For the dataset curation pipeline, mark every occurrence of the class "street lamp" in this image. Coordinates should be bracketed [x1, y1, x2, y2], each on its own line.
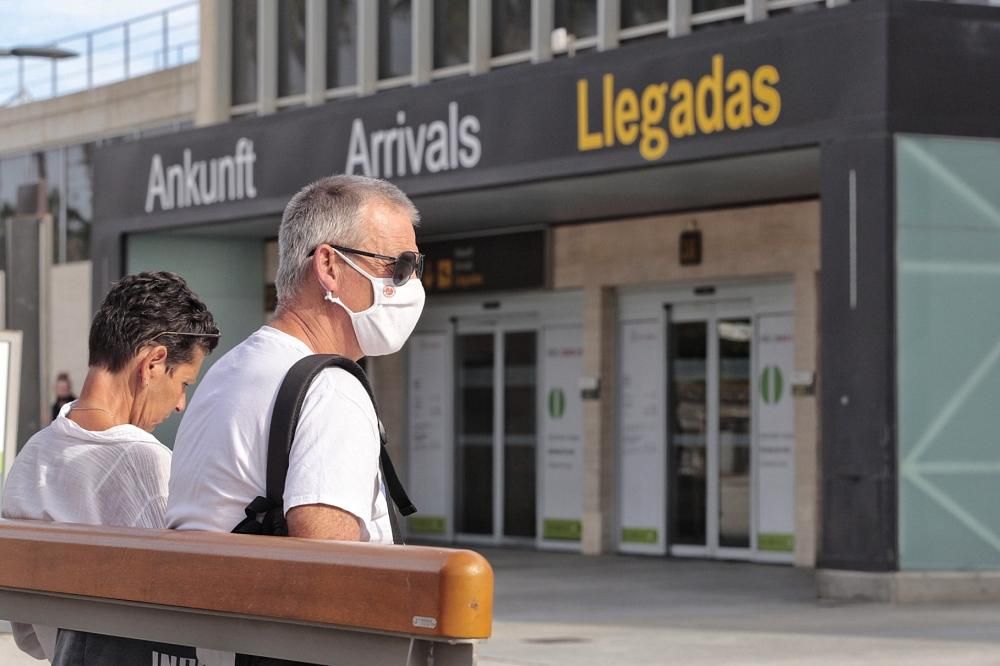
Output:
[0, 47, 78, 59]
[1, 45, 79, 106]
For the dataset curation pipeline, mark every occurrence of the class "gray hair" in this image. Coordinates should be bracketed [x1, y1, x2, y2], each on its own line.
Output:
[275, 175, 419, 305]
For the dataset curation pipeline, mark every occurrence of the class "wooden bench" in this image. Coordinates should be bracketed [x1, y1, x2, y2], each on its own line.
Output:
[0, 519, 493, 665]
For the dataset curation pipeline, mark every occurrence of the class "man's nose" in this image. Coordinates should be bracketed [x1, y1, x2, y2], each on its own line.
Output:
[176, 393, 187, 413]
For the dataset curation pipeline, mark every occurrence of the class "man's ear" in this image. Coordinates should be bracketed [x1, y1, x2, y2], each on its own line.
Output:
[313, 245, 339, 294]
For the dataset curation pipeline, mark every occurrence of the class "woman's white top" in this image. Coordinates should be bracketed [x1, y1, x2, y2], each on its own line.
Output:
[0, 402, 171, 661]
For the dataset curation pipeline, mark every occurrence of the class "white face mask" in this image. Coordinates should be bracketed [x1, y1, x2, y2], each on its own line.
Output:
[324, 248, 426, 356]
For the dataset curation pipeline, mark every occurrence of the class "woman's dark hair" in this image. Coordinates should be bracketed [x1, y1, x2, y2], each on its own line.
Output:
[89, 272, 220, 373]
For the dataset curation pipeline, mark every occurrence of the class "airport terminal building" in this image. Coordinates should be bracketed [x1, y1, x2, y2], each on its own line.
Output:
[6, 0, 1000, 583]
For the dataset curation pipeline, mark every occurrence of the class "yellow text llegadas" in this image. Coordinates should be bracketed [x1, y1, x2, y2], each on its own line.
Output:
[577, 54, 782, 161]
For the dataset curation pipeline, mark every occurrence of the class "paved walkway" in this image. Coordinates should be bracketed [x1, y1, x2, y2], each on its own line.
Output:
[3, 548, 1000, 664]
[478, 548, 1000, 665]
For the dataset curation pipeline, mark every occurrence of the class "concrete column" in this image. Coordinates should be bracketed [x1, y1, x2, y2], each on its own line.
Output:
[412, 0, 433, 85]
[746, 0, 768, 23]
[596, 0, 620, 51]
[6, 185, 53, 450]
[581, 286, 617, 555]
[469, 0, 492, 75]
[669, 0, 692, 37]
[257, 0, 278, 114]
[195, 0, 232, 126]
[305, 0, 327, 106]
[357, 0, 378, 95]
[531, 0, 553, 64]
[819, 135, 897, 571]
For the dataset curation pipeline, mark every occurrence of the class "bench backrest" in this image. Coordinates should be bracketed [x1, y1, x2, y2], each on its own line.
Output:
[0, 519, 493, 639]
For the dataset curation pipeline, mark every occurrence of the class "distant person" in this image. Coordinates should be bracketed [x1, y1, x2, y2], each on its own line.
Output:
[1, 272, 219, 662]
[51, 372, 76, 421]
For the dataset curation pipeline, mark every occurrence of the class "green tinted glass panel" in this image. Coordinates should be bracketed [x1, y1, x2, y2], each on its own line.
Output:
[897, 135, 1000, 570]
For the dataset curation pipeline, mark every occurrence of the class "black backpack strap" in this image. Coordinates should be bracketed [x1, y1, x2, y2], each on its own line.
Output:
[375, 420, 417, 544]
[265, 354, 347, 506]
[381, 427, 404, 546]
[265, 354, 416, 543]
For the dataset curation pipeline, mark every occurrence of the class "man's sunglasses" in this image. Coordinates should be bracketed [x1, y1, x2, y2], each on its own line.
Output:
[309, 244, 425, 287]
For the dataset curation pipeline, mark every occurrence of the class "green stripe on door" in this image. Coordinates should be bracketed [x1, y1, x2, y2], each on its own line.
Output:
[543, 519, 582, 540]
[548, 388, 566, 419]
[758, 533, 794, 552]
[621, 527, 659, 544]
[408, 515, 447, 535]
[760, 366, 785, 404]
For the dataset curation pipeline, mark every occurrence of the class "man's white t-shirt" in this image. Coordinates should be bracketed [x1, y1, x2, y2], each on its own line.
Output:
[166, 325, 392, 543]
[1, 404, 171, 660]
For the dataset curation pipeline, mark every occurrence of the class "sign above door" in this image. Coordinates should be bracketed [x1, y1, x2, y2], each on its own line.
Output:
[420, 230, 547, 295]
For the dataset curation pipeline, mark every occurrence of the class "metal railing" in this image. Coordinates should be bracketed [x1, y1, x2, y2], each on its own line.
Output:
[266, 0, 853, 114]
[0, 1, 199, 107]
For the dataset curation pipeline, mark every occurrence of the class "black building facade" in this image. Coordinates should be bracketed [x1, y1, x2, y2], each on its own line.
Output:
[92, 0, 1000, 572]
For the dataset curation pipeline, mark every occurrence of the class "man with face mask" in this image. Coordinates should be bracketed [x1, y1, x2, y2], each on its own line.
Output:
[166, 175, 424, 548]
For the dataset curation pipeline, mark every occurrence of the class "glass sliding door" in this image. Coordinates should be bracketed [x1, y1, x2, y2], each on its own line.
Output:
[620, 284, 795, 562]
[455, 333, 495, 536]
[717, 319, 752, 550]
[667, 305, 754, 558]
[454, 324, 539, 542]
[669, 322, 708, 547]
[503, 331, 538, 539]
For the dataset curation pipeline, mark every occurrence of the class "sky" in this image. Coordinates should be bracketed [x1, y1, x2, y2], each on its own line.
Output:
[0, 0, 182, 46]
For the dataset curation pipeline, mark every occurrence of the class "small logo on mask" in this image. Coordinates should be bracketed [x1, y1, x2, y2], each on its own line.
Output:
[383, 285, 396, 298]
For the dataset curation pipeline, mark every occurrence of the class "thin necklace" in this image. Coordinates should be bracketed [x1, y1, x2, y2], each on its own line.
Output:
[69, 405, 118, 419]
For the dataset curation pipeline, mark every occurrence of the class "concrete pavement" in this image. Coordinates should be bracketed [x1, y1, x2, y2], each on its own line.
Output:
[478, 547, 1000, 665]
[0, 622, 38, 665]
[3, 548, 1000, 664]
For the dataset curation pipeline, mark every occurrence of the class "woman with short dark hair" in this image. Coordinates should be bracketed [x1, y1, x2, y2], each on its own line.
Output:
[2, 271, 220, 661]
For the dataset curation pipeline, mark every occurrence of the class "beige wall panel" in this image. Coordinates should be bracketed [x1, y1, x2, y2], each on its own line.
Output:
[553, 201, 820, 289]
[581, 287, 617, 555]
[794, 270, 821, 566]
[264, 240, 279, 284]
[370, 353, 408, 470]
[794, 387, 819, 566]
[47, 262, 92, 419]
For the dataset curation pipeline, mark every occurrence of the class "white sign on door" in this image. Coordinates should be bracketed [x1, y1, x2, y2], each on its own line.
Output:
[540, 326, 584, 548]
[618, 319, 667, 554]
[756, 314, 795, 557]
[407, 333, 453, 539]
[0, 331, 21, 501]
